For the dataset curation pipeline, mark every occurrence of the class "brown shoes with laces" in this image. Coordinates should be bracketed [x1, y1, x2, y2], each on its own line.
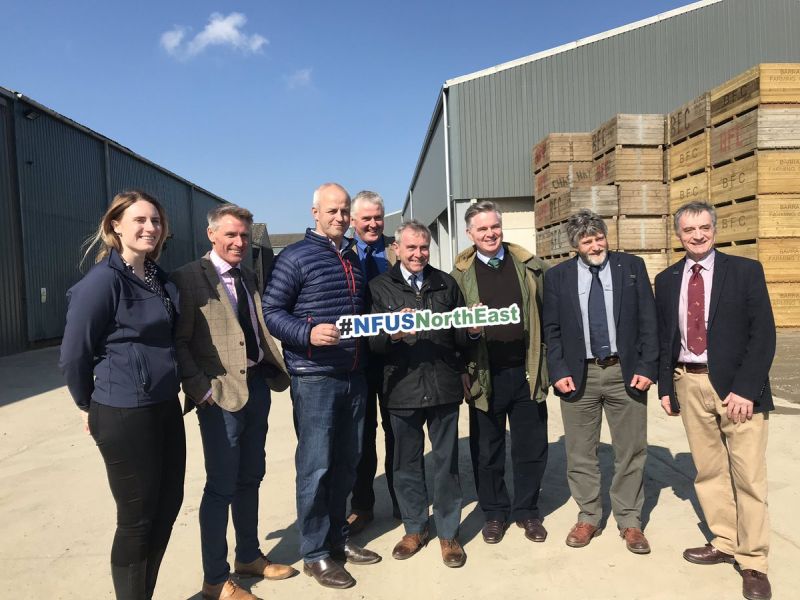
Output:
[392, 529, 430, 560]
[234, 554, 298, 580]
[517, 518, 547, 542]
[565, 522, 601, 548]
[481, 520, 506, 544]
[682, 543, 735, 565]
[741, 569, 772, 600]
[201, 578, 261, 600]
[440, 538, 466, 568]
[620, 527, 651, 554]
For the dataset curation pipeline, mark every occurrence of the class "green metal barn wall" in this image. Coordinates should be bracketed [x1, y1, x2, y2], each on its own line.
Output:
[0, 89, 229, 354]
[447, 0, 800, 200]
[0, 98, 27, 355]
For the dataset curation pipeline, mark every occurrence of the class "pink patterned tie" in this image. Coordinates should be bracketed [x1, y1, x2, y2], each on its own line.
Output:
[687, 264, 706, 355]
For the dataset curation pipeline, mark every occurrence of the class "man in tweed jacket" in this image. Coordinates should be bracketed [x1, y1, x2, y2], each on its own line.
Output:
[172, 204, 295, 600]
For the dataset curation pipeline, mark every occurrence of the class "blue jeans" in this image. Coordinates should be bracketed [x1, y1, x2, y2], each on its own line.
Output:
[291, 371, 366, 562]
[197, 371, 270, 584]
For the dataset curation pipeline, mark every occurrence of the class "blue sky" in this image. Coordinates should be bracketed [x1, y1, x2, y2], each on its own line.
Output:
[1, 0, 691, 233]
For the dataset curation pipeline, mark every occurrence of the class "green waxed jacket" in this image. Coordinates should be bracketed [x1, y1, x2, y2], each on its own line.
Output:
[451, 242, 549, 412]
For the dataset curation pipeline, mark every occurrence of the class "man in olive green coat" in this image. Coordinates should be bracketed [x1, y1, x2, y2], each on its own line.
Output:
[451, 201, 550, 545]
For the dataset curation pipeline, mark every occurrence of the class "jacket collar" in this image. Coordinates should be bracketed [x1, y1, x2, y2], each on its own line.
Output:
[305, 228, 355, 254]
[388, 262, 447, 290]
[454, 242, 536, 272]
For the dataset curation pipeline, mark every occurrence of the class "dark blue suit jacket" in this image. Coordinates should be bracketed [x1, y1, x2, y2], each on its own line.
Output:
[543, 251, 659, 400]
[654, 250, 775, 414]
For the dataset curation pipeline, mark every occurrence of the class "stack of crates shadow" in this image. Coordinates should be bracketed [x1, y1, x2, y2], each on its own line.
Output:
[669, 64, 800, 327]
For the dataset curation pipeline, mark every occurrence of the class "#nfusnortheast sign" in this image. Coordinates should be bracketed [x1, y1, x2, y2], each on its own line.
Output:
[336, 304, 521, 339]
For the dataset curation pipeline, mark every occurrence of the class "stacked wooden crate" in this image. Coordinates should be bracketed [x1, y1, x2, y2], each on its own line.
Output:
[671, 64, 800, 326]
[667, 93, 711, 218]
[532, 133, 594, 263]
[592, 114, 669, 282]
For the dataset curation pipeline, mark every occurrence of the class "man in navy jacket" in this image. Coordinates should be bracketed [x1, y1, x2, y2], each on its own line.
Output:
[543, 209, 658, 554]
[655, 201, 774, 600]
[262, 183, 381, 590]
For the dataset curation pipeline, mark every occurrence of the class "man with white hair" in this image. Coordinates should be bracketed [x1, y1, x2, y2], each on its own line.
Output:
[543, 209, 658, 554]
[347, 190, 401, 535]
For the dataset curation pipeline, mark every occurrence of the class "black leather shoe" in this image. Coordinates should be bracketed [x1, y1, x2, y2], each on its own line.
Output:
[682, 543, 735, 565]
[303, 558, 355, 589]
[481, 520, 506, 544]
[517, 518, 547, 542]
[331, 541, 382, 565]
[742, 570, 772, 600]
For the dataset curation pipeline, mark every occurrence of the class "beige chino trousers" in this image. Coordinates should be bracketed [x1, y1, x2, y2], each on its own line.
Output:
[674, 367, 770, 573]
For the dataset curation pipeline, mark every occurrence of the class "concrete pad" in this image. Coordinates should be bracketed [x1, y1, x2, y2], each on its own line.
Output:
[0, 345, 797, 599]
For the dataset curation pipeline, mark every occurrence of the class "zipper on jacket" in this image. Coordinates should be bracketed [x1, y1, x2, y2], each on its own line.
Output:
[131, 347, 147, 388]
[335, 250, 360, 370]
[307, 315, 313, 358]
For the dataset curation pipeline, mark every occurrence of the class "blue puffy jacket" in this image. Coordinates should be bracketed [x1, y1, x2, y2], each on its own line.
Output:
[262, 229, 364, 375]
[59, 249, 180, 410]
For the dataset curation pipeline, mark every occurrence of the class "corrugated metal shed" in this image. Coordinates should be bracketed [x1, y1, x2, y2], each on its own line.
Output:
[0, 86, 231, 355]
[405, 0, 800, 266]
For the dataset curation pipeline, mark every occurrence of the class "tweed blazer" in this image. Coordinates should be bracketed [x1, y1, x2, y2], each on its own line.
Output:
[171, 253, 289, 412]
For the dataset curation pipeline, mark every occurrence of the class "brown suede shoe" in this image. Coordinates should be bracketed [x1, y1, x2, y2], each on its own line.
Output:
[517, 518, 547, 542]
[742, 570, 772, 600]
[234, 554, 298, 580]
[201, 578, 262, 600]
[392, 529, 430, 560]
[620, 528, 651, 554]
[346, 509, 374, 536]
[440, 538, 466, 568]
[565, 522, 601, 548]
[481, 520, 506, 544]
[303, 558, 356, 589]
[682, 543, 735, 565]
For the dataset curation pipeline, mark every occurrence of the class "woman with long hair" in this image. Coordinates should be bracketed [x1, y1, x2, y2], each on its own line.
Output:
[60, 190, 186, 600]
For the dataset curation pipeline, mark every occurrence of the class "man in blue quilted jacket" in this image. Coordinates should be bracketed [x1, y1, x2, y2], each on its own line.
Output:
[262, 182, 381, 589]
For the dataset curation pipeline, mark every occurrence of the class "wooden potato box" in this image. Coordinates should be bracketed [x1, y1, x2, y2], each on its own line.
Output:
[669, 171, 710, 214]
[534, 199, 550, 229]
[710, 63, 800, 124]
[617, 183, 668, 216]
[669, 131, 710, 179]
[535, 162, 593, 199]
[592, 114, 665, 156]
[710, 107, 800, 166]
[710, 151, 800, 204]
[768, 282, 800, 327]
[549, 186, 618, 223]
[714, 196, 800, 243]
[593, 148, 663, 185]
[532, 133, 593, 172]
[617, 216, 668, 250]
[668, 93, 710, 144]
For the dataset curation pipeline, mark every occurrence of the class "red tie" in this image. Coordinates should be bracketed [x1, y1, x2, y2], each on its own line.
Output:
[687, 264, 707, 355]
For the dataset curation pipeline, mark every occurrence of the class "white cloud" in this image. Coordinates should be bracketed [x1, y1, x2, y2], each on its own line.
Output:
[160, 12, 268, 60]
[287, 68, 312, 90]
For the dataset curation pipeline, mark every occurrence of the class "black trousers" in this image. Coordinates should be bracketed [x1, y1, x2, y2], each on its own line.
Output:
[90, 400, 186, 600]
[390, 403, 462, 539]
[350, 372, 398, 514]
[470, 365, 548, 522]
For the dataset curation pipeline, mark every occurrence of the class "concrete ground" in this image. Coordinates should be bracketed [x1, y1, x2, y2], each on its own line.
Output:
[1, 334, 798, 600]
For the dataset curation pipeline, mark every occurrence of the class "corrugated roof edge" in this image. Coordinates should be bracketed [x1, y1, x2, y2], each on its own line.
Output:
[444, 0, 724, 88]
[0, 85, 229, 205]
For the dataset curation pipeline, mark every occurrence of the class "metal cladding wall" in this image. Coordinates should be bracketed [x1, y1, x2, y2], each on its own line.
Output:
[0, 88, 228, 354]
[109, 149, 195, 273]
[0, 98, 27, 355]
[14, 104, 108, 342]
[441, 0, 800, 201]
[408, 112, 447, 227]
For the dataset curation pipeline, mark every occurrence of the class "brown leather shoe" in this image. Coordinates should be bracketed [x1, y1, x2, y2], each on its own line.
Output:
[303, 558, 355, 589]
[331, 541, 382, 565]
[392, 529, 429, 560]
[346, 510, 374, 536]
[742, 570, 772, 600]
[620, 528, 651, 554]
[234, 554, 299, 580]
[201, 578, 262, 600]
[517, 518, 547, 542]
[682, 543, 735, 565]
[565, 522, 601, 548]
[440, 538, 466, 568]
[481, 520, 506, 544]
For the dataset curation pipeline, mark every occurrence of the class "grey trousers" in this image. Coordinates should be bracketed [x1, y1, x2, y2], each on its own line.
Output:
[560, 362, 647, 529]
